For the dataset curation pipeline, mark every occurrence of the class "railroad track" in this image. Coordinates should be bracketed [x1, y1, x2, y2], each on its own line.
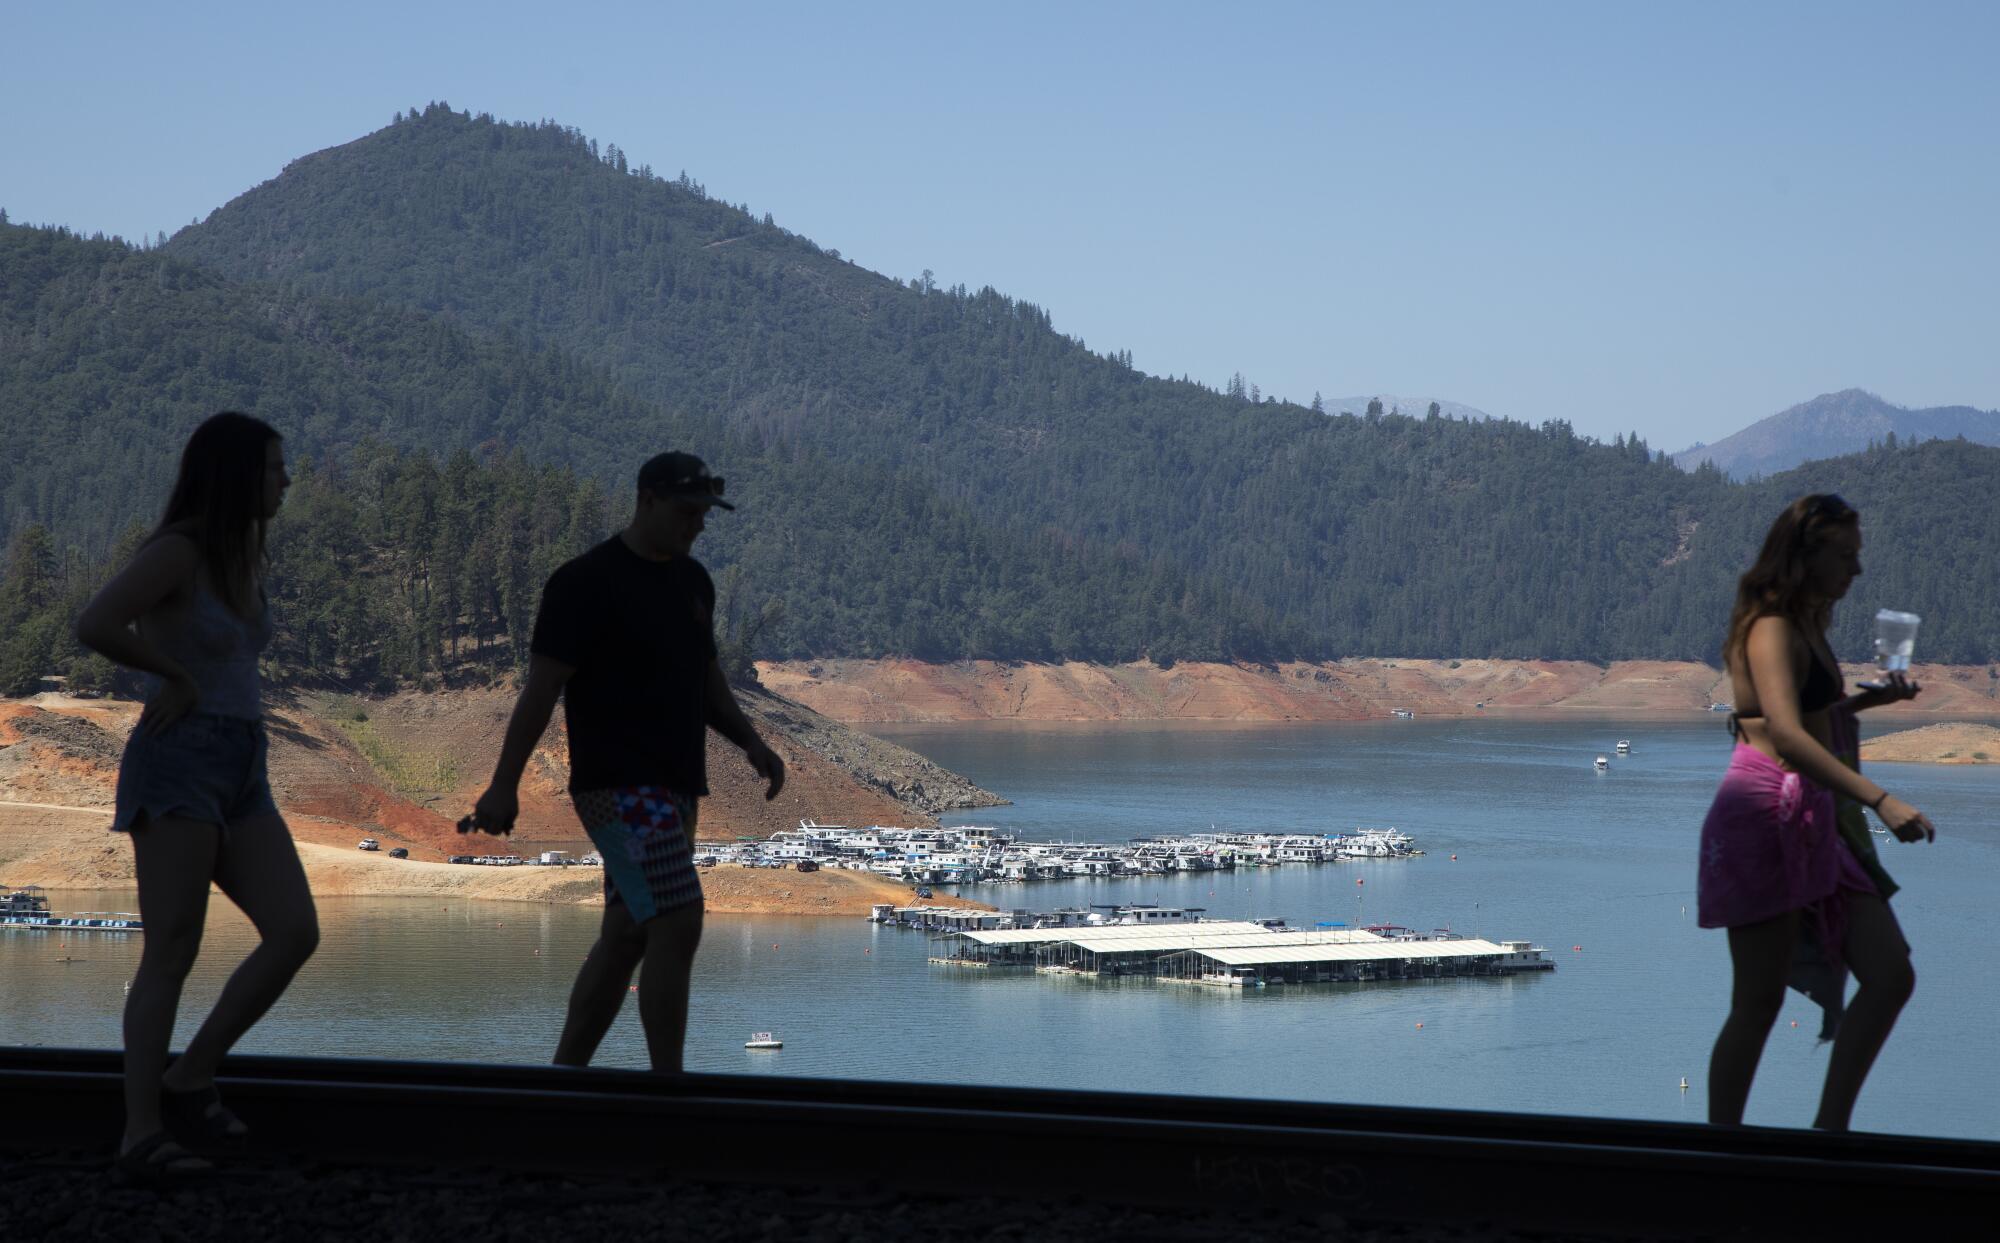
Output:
[4, 1048, 1994, 1237]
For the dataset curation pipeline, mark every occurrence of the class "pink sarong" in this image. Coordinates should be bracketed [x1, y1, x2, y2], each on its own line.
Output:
[1697, 744, 1880, 1035]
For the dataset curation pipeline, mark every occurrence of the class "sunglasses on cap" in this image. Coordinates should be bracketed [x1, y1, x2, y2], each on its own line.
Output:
[651, 474, 725, 498]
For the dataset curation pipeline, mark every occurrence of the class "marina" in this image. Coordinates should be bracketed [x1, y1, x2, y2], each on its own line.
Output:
[1, 887, 142, 933]
[714, 821, 1423, 886]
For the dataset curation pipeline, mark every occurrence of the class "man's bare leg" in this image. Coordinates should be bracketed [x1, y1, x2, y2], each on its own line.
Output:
[553, 901, 646, 1067]
[636, 903, 705, 1073]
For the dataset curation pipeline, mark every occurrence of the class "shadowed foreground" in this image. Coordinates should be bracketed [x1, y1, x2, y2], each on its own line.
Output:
[4, 1049, 1995, 1241]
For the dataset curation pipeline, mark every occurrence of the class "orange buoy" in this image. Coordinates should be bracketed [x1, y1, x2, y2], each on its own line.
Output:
[864, 949, 871, 955]
[1415, 1022, 1424, 1029]
[1572, 945, 1582, 951]
[1791, 1020, 1799, 1028]
[1356, 878, 1365, 886]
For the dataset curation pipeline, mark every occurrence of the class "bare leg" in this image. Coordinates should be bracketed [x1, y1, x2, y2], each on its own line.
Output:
[1708, 910, 1797, 1126]
[553, 900, 647, 1067]
[636, 903, 705, 1073]
[1814, 896, 1915, 1132]
[162, 813, 319, 1094]
[121, 817, 220, 1152]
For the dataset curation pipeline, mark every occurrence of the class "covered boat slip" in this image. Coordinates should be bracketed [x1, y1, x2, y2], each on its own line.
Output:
[933, 919, 1305, 967]
[1157, 938, 1550, 987]
[933, 922, 1551, 980]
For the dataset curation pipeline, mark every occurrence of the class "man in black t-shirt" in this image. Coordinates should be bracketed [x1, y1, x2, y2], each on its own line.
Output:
[466, 452, 784, 1073]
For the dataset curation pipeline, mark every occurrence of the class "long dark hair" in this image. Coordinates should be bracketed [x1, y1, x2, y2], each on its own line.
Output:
[154, 412, 281, 617]
[1723, 493, 1858, 667]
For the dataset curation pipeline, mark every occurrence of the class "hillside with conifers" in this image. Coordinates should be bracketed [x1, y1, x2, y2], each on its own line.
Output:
[4, 103, 1999, 693]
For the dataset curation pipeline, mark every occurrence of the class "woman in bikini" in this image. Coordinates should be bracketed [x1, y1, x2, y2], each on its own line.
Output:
[76, 412, 320, 1182]
[1700, 493, 1933, 1131]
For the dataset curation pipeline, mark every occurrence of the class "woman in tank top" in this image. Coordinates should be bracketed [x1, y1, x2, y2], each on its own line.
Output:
[76, 412, 319, 1183]
[1699, 493, 1933, 1131]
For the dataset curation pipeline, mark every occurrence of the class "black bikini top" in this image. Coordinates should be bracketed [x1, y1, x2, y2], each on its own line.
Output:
[1798, 644, 1844, 714]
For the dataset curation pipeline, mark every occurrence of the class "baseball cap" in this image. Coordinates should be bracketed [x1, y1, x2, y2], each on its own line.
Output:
[637, 452, 734, 510]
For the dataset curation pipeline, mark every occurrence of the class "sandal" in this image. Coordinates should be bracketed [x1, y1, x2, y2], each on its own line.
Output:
[163, 1082, 251, 1150]
[112, 1131, 212, 1188]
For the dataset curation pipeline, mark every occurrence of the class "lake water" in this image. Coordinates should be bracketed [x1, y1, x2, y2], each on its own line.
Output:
[6, 716, 1996, 1140]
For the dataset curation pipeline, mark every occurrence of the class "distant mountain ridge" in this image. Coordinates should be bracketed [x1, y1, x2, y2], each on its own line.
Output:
[1673, 389, 2000, 479]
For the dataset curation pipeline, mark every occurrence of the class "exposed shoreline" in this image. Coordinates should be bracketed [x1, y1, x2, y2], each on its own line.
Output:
[758, 657, 2000, 724]
[1861, 722, 2000, 765]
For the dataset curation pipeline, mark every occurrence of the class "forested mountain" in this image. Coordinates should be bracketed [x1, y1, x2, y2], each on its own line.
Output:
[1674, 389, 2000, 480]
[5, 104, 1999, 680]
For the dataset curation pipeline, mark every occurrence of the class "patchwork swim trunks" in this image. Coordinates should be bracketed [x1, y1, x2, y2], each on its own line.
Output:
[573, 786, 703, 922]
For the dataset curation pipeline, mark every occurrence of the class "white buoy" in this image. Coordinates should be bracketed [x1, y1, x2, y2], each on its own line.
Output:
[1680, 1077, 1689, 1091]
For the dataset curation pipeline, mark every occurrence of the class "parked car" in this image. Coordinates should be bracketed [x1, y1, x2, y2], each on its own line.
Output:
[388, 847, 409, 859]
[358, 838, 380, 852]
[448, 855, 473, 865]
[795, 859, 820, 873]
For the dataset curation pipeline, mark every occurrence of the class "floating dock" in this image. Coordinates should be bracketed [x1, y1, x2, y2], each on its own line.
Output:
[2, 888, 142, 932]
[930, 921, 1553, 984]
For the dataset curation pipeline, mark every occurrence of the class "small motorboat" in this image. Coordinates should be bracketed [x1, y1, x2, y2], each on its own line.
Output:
[745, 1031, 783, 1050]
[1594, 755, 1610, 771]
[1615, 740, 1631, 755]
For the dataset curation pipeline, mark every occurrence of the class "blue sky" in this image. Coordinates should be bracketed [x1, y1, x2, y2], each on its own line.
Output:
[5, 1, 1995, 448]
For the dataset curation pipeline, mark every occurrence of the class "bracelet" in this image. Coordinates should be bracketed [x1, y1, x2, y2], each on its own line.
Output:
[1868, 791, 1890, 811]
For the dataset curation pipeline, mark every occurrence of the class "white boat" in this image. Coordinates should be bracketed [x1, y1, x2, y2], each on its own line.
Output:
[745, 1031, 783, 1049]
[1390, 708, 1415, 719]
[1615, 740, 1631, 755]
[1594, 755, 1609, 771]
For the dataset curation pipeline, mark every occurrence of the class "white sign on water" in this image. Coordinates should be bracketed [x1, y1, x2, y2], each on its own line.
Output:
[1873, 609, 1921, 672]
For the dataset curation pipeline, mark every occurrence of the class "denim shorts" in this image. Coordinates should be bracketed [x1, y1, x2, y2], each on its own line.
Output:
[112, 712, 278, 835]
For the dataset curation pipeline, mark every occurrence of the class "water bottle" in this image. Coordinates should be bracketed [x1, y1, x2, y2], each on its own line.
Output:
[1873, 609, 1920, 673]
